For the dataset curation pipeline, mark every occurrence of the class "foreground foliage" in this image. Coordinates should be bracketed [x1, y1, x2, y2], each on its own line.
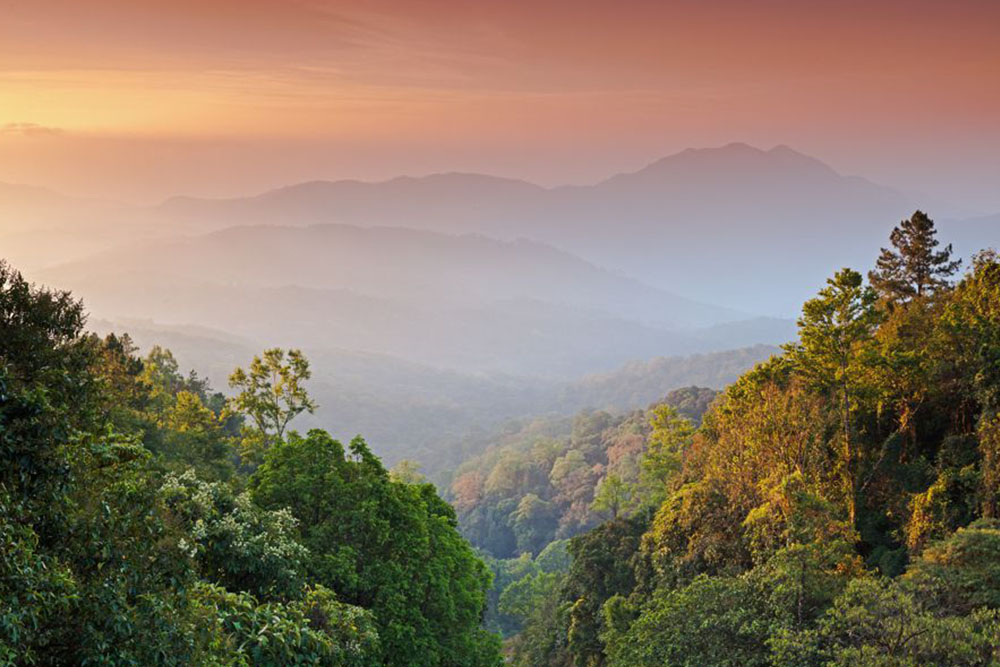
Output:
[0, 259, 501, 665]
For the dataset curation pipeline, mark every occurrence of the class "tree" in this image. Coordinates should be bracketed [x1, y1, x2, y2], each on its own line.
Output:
[789, 268, 880, 525]
[511, 493, 559, 556]
[250, 429, 502, 666]
[563, 513, 650, 665]
[191, 582, 380, 666]
[936, 251, 1000, 515]
[743, 472, 861, 627]
[228, 348, 316, 454]
[389, 459, 426, 485]
[0, 260, 95, 506]
[159, 390, 235, 479]
[640, 404, 694, 504]
[904, 519, 1000, 615]
[160, 469, 309, 601]
[142, 345, 186, 411]
[604, 574, 774, 667]
[0, 262, 202, 662]
[591, 474, 634, 520]
[772, 577, 1000, 666]
[869, 210, 961, 303]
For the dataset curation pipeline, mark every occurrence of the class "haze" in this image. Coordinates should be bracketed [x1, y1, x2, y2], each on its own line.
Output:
[1, 0, 998, 209]
[1, 0, 998, 465]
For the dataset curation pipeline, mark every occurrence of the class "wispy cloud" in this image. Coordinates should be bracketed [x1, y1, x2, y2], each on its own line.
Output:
[1, 122, 64, 137]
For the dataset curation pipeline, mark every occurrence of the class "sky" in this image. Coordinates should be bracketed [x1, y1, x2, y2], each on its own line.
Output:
[1, 0, 999, 209]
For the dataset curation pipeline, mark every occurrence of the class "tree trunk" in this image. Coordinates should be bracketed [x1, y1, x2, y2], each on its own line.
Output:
[842, 365, 856, 527]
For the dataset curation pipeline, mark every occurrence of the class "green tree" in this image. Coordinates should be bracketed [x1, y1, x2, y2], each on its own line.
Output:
[604, 574, 774, 667]
[0, 260, 382, 664]
[251, 429, 501, 666]
[773, 577, 1000, 666]
[159, 390, 235, 479]
[389, 459, 426, 484]
[743, 472, 861, 627]
[640, 404, 694, 504]
[191, 582, 380, 666]
[160, 469, 309, 601]
[904, 519, 1000, 615]
[591, 473, 634, 520]
[562, 513, 650, 666]
[869, 210, 961, 303]
[505, 577, 572, 667]
[937, 252, 1000, 515]
[512, 493, 559, 556]
[789, 268, 880, 525]
[228, 348, 316, 455]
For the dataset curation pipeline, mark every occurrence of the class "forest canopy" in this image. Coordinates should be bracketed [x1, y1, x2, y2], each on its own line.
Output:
[3, 210, 1000, 665]
[0, 259, 502, 666]
[471, 212, 1000, 666]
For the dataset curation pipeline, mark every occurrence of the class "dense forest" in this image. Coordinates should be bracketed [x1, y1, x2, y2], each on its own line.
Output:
[478, 212, 1000, 665]
[0, 261, 501, 665]
[447, 386, 716, 560]
[4, 210, 1000, 665]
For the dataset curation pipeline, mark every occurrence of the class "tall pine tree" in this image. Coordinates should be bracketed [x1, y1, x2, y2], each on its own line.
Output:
[868, 210, 961, 302]
[789, 268, 880, 525]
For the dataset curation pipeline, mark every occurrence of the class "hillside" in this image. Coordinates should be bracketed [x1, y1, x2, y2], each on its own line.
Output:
[468, 221, 1000, 666]
[88, 317, 776, 472]
[44, 223, 741, 328]
[556, 344, 779, 410]
[39, 223, 791, 381]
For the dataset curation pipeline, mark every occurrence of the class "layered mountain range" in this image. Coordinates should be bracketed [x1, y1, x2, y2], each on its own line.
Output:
[4, 142, 995, 467]
[154, 143, 929, 312]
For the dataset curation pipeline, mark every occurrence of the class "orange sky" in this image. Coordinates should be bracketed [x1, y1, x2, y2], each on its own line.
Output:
[1, 0, 998, 208]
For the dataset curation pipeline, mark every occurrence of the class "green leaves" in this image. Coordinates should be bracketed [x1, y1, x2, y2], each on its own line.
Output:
[639, 404, 694, 505]
[504, 224, 1000, 666]
[191, 582, 379, 666]
[160, 470, 310, 601]
[869, 210, 961, 303]
[251, 429, 501, 666]
[228, 348, 316, 457]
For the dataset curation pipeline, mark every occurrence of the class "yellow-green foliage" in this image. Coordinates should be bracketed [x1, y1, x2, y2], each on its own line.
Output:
[507, 218, 1000, 667]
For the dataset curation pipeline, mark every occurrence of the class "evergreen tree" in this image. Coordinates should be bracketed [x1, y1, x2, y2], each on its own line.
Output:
[788, 268, 880, 526]
[868, 210, 961, 302]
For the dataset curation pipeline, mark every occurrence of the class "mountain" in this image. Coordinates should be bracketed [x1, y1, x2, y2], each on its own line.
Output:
[158, 173, 546, 233]
[151, 144, 924, 314]
[44, 223, 740, 328]
[40, 223, 793, 378]
[0, 181, 85, 217]
[556, 344, 779, 411]
[12, 144, 987, 314]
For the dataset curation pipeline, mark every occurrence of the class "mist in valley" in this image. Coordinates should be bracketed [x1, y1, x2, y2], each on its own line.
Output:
[2, 142, 996, 474]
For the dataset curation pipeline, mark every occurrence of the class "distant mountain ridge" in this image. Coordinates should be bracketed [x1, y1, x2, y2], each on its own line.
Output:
[45, 222, 742, 328]
[9, 143, 991, 314]
[41, 223, 794, 378]
[150, 143, 922, 313]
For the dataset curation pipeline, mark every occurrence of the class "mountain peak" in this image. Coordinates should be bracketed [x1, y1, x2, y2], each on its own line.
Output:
[601, 142, 841, 186]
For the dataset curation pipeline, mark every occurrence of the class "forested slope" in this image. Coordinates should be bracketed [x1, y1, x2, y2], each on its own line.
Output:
[0, 262, 502, 665]
[495, 212, 1000, 665]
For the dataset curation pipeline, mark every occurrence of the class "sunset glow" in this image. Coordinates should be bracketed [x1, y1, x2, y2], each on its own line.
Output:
[1, 0, 998, 203]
